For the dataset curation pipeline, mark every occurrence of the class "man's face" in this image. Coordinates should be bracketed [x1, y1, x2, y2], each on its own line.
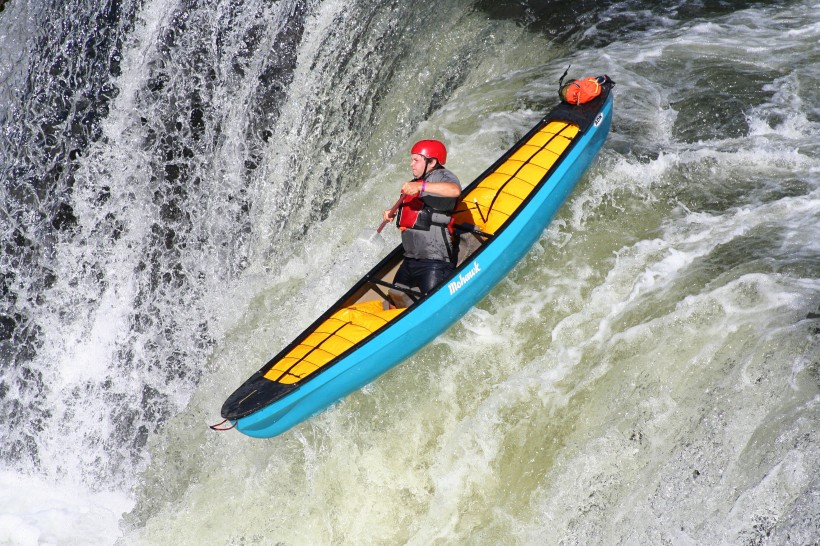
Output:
[410, 154, 429, 179]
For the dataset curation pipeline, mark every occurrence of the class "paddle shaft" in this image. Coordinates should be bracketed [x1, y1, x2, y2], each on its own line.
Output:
[376, 194, 404, 233]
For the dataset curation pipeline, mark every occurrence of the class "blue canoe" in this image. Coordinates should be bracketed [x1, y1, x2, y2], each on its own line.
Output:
[220, 77, 614, 438]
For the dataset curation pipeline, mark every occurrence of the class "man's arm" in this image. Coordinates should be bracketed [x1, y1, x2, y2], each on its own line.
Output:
[400, 180, 461, 197]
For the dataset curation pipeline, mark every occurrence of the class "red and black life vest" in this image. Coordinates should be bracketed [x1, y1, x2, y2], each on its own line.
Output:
[395, 189, 459, 264]
[395, 193, 456, 233]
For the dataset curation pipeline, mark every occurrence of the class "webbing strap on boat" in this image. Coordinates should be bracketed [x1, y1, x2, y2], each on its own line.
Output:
[453, 223, 494, 239]
[366, 277, 424, 300]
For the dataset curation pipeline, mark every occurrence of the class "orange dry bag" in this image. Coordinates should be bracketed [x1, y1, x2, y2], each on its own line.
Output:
[557, 66, 611, 105]
[560, 77, 604, 105]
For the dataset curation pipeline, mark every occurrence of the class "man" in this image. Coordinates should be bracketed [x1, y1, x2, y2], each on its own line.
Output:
[383, 139, 462, 302]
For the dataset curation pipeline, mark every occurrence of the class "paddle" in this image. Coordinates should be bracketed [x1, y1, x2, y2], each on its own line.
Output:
[377, 193, 404, 234]
[356, 193, 403, 244]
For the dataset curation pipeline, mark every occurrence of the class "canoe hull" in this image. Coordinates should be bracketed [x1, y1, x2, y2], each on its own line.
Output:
[233, 92, 613, 438]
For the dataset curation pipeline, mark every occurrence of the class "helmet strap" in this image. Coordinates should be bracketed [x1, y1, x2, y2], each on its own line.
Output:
[415, 157, 437, 181]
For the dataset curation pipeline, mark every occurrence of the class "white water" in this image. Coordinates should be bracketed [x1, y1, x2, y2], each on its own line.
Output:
[0, 0, 818, 544]
[0, 471, 132, 546]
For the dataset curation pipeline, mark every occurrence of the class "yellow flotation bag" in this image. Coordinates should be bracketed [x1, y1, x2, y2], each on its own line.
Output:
[265, 300, 405, 384]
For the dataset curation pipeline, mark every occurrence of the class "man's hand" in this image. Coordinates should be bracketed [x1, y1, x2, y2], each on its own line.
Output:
[400, 181, 423, 195]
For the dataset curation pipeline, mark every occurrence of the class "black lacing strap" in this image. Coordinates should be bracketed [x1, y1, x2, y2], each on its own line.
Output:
[268, 321, 351, 383]
[558, 64, 571, 94]
[485, 122, 574, 217]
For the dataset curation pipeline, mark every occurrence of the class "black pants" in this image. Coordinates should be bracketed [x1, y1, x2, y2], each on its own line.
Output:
[394, 258, 454, 294]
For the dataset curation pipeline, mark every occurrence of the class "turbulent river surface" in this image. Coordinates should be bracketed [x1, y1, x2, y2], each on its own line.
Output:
[0, 0, 818, 544]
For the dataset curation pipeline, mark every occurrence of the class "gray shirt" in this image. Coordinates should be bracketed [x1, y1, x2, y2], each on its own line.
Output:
[401, 167, 461, 261]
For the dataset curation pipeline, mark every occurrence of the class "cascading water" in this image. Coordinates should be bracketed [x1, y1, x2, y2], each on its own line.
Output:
[0, 0, 817, 544]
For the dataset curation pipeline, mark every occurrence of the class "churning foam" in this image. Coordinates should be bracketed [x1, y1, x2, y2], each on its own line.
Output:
[0, 471, 133, 546]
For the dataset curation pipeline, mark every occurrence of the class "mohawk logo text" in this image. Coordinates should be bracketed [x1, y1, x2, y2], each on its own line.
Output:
[448, 261, 481, 295]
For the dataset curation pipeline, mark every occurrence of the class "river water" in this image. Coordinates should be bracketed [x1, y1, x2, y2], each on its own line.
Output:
[0, 0, 817, 544]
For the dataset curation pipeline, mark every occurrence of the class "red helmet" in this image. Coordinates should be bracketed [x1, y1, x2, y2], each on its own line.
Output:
[411, 139, 447, 165]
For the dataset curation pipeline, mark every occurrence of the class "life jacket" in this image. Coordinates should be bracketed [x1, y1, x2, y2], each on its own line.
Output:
[395, 189, 459, 264]
[396, 193, 425, 231]
[395, 193, 456, 233]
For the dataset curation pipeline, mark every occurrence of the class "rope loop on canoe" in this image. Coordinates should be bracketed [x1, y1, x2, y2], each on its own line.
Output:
[209, 419, 237, 431]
